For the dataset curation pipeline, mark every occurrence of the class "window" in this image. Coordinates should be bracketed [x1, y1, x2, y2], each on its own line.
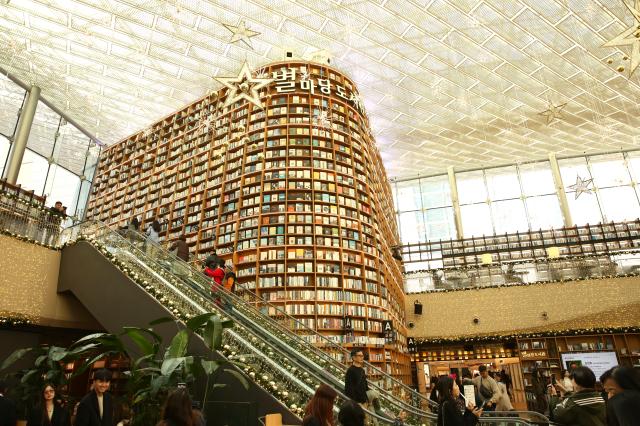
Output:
[420, 175, 451, 208]
[457, 170, 487, 204]
[395, 180, 422, 211]
[17, 149, 49, 195]
[491, 199, 528, 234]
[485, 166, 520, 200]
[460, 203, 493, 237]
[519, 162, 555, 196]
[526, 195, 564, 230]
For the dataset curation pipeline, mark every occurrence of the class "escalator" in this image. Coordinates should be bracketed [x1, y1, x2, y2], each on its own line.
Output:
[57, 222, 425, 426]
[59, 221, 549, 425]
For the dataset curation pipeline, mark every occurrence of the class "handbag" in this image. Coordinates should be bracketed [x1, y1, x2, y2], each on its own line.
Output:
[479, 378, 494, 400]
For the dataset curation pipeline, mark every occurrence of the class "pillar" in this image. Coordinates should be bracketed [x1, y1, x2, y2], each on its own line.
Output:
[548, 152, 573, 227]
[4, 85, 40, 184]
[447, 165, 464, 239]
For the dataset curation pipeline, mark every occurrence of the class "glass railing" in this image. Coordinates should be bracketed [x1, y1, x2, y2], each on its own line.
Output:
[406, 251, 640, 292]
[60, 222, 439, 425]
[117, 228, 431, 420]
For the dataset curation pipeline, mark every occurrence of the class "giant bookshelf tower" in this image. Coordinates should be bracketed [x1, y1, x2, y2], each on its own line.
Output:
[87, 60, 410, 382]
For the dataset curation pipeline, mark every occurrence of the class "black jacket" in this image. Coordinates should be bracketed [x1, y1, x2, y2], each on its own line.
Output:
[550, 389, 606, 426]
[437, 398, 478, 426]
[75, 391, 114, 426]
[606, 390, 640, 426]
[345, 365, 369, 403]
[0, 395, 17, 426]
[27, 403, 71, 426]
[302, 416, 322, 426]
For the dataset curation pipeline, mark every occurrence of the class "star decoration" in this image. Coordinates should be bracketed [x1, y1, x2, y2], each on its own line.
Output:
[142, 127, 153, 139]
[602, 0, 640, 77]
[539, 102, 567, 125]
[255, 67, 269, 79]
[215, 62, 274, 109]
[567, 175, 594, 199]
[196, 115, 214, 133]
[223, 20, 260, 49]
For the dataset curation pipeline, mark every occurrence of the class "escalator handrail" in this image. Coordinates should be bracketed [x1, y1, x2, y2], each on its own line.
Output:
[120, 227, 437, 410]
[115, 227, 429, 418]
[61, 222, 435, 423]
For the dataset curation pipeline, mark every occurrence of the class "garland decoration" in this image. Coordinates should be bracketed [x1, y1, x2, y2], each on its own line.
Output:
[1, 228, 62, 250]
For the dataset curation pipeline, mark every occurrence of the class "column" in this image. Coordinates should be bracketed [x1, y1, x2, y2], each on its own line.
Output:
[3, 85, 40, 184]
[447, 165, 464, 239]
[549, 152, 573, 227]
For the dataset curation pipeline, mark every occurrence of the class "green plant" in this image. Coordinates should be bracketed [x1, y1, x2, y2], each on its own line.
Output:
[1, 313, 245, 425]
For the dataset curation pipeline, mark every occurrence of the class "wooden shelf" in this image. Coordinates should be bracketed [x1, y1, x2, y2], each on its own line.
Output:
[87, 60, 409, 383]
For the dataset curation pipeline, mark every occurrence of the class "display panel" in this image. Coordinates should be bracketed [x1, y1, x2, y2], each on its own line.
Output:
[560, 351, 618, 378]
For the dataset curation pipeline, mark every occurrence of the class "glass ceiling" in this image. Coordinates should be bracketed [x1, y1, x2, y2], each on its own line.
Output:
[1, 0, 640, 179]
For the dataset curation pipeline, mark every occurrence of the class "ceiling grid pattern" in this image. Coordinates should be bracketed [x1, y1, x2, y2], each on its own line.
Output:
[1, 0, 640, 179]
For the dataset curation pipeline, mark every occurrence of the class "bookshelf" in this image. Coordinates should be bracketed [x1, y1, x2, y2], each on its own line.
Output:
[401, 220, 640, 268]
[86, 61, 410, 382]
[517, 333, 640, 410]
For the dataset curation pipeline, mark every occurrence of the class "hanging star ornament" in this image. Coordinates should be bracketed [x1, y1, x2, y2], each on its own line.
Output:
[539, 102, 567, 125]
[223, 20, 260, 49]
[603, 0, 640, 77]
[567, 175, 594, 199]
[215, 62, 274, 109]
[313, 109, 332, 129]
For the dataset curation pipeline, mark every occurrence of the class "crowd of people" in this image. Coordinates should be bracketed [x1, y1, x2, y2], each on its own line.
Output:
[426, 364, 640, 426]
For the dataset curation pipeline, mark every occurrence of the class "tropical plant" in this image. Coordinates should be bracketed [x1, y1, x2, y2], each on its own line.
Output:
[1, 313, 246, 425]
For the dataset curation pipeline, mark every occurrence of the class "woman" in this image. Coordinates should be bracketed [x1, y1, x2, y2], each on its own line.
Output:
[27, 384, 71, 426]
[494, 372, 514, 411]
[436, 376, 482, 426]
[337, 400, 365, 426]
[169, 235, 190, 262]
[145, 219, 162, 256]
[600, 366, 640, 426]
[156, 388, 203, 426]
[556, 370, 574, 396]
[302, 384, 337, 426]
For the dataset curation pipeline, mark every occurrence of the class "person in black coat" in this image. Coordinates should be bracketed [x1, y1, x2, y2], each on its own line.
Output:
[0, 380, 17, 426]
[600, 366, 640, 426]
[344, 349, 369, 405]
[27, 383, 71, 426]
[436, 376, 482, 426]
[75, 369, 115, 426]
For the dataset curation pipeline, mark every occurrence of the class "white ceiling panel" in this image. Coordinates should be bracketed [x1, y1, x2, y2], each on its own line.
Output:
[2, 0, 640, 179]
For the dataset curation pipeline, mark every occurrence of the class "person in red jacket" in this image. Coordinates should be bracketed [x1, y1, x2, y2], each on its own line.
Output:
[205, 262, 225, 307]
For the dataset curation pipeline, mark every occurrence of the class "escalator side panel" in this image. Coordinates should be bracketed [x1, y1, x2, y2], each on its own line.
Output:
[58, 241, 300, 426]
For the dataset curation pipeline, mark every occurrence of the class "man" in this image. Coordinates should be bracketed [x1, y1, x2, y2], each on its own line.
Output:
[472, 365, 499, 410]
[0, 380, 17, 426]
[76, 369, 115, 426]
[549, 366, 606, 426]
[204, 249, 222, 269]
[44, 201, 65, 245]
[462, 370, 482, 408]
[344, 349, 369, 407]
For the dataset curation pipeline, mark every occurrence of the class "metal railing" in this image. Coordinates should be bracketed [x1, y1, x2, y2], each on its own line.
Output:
[405, 251, 640, 292]
[0, 186, 63, 247]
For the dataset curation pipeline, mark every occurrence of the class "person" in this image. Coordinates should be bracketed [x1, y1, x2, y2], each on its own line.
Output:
[392, 410, 407, 426]
[206, 262, 225, 291]
[599, 366, 640, 426]
[45, 201, 65, 245]
[70, 402, 81, 426]
[27, 383, 71, 426]
[337, 400, 365, 426]
[549, 366, 606, 426]
[156, 388, 203, 426]
[169, 235, 190, 262]
[500, 369, 513, 399]
[0, 380, 17, 426]
[435, 376, 482, 426]
[204, 249, 222, 269]
[556, 370, 574, 396]
[75, 368, 115, 426]
[145, 219, 161, 255]
[494, 372, 514, 412]
[471, 365, 499, 411]
[127, 217, 141, 244]
[344, 349, 369, 408]
[429, 376, 440, 404]
[531, 367, 549, 415]
[302, 383, 337, 426]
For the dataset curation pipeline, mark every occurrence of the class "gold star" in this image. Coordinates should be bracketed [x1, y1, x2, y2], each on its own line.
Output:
[223, 20, 260, 50]
[215, 62, 274, 109]
[539, 102, 567, 125]
[567, 175, 594, 199]
[603, 0, 640, 77]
